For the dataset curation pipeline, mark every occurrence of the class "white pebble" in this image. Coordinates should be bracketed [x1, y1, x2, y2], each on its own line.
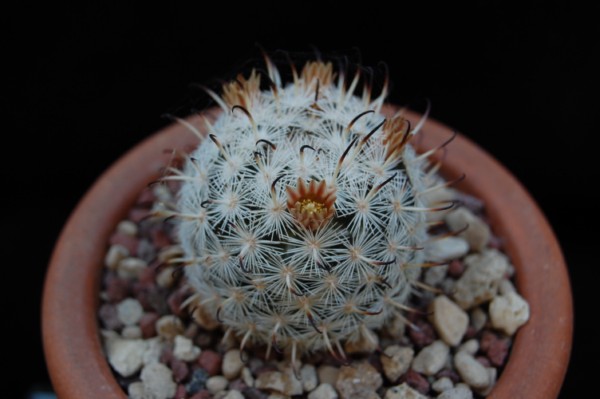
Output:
[206, 375, 229, 394]
[121, 325, 142, 339]
[301, 364, 318, 392]
[283, 366, 304, 395]
[432, 377, 454, 393]
[437, 383, 474, 399]
[412, 340, 449, 376]
[429, 295, 469, 346]
[499, 279, 516, 295]
[454, 352, 490, 390]
[445, 207, 490, 251]
[140, 362, 176, 399]
[489, 291, 530, 335]
[173, 335, 201, 362]
[385, 383, 428, 399]
[117, 257, 147, 279]
[426, 236, 470, 262]
[380, 345, 414, 381]
[222, 349, 244, 380]
[104, 244, 129, 270]
[117, 220, 138, 236]
[116, 298, 143, 326]
[255, 370, 303, 396]
[469, 307, 487, 332]
[142, 337, 164, 365]
[425, 264, 449, 287]
[453, 249, 508, 309]
[127, 381, 145, 399]
[308, 383, 338, 399]
[475, 367, 497, 396]
[104, 336, 146, 377]
[457, 339, 479, 356]
[335, 362, 382, 399]
[155, 315, 184, 341]
[241, 367, 255, 387]
[223, 390, 244, 399]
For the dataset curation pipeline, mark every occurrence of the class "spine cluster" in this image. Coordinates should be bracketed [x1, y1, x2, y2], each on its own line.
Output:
[168, 57, 444, 363]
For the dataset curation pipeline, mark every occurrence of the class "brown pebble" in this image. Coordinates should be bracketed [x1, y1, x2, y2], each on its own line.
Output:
[197, 350, 222, 376]
[109, 232, 139, 256]
[99, 303, 122, 330]
[139, 312, 160, 338]
[403, 369, 430, 395]
[174, 384, 188, 399]
[171, 359, 190, 383]
[188, 390, 211, 399]
[447, 259, 465, 278]
[408, 320, 436, 348]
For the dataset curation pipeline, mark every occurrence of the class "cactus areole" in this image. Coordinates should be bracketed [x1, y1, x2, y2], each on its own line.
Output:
[171, 59, 445, 362]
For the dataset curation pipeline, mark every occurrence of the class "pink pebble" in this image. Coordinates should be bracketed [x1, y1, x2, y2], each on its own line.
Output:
[109, 232, 138, 256]
[174, 384, 188, 399]
[151, 226, 172, 248]
[403, 369, 429, 395]
[447, 259, 465, 278]
[128, 207, 151, 223]
[197, 350, 222, 376]
[408, 320, 436, 348]
[171, 359, 190, 383]
[189, 391, 211, 399]
[139, 312, 160, 338]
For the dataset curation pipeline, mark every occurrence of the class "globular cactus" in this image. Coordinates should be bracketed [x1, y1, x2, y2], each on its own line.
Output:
[168, 56, 447, 363]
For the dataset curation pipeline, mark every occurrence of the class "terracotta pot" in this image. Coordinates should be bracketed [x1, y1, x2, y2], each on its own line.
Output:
[42, 106, 572, 398]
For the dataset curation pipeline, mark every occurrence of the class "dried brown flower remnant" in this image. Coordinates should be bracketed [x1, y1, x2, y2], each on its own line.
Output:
[222, 70, 261, 109]
[382, 116, 412, 164]
[286, 178, 336, 230]
[301, 61, 334, 88]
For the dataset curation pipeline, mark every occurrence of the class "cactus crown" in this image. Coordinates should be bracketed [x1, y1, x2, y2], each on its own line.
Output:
[172, 56, 440, 363]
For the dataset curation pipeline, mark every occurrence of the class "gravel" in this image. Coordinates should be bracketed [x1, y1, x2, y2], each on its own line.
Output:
[98, 183, 530, 398]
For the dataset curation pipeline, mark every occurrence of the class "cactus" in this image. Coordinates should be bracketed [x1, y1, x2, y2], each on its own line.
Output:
[168, 57, 446, 363]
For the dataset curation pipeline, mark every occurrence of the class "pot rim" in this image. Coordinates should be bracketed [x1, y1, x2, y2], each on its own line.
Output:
[42, 106, 572, 398]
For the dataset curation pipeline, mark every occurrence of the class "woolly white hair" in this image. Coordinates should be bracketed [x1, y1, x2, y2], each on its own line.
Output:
[171, 58, 444, 363]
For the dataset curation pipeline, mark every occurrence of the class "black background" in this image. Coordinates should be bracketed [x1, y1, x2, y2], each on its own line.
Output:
[7, 2, 596, 397]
